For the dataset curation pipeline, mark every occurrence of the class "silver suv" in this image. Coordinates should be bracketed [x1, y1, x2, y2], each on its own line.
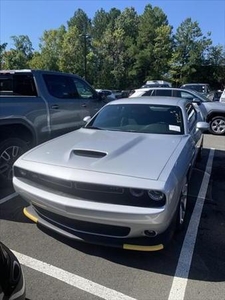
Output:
[129, 87, 225, 135]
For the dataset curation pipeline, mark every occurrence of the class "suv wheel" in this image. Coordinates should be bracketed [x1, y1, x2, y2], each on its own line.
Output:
[209, 116, 225, 135]
[0, 138, 29, 184]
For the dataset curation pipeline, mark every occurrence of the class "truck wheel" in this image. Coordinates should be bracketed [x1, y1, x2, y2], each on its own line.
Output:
[209, 116, 225, 135]
[0, 138, 29, 184]
[176, 179, 188, 232]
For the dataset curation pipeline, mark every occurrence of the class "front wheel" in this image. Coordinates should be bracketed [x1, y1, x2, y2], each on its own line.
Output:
[209, 116, 225, 135]
[0, 138, 29, 184]
[176, 179, 188, 232]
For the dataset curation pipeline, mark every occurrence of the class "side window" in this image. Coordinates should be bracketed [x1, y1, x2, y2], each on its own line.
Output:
[186, 103, 197, 129]
[155, 90, 172, 96]
[181, 91, 194, 100]
[0, 74, 37, 96]
[143, 90, 155, 96]
[73, 79, 97, 99]
[173, 90, 181, 97]
[43, 74, 79, 99]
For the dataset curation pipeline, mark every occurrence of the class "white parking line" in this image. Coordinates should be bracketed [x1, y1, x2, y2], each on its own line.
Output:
[12, 250, 137, 300]
[168, 149, 214, 300]
[0, 192, 18, 204]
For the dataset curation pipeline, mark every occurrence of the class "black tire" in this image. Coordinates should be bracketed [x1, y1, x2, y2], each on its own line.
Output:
[209, 116, 225, 135]
[176, 178, 188, 232]
[0, 138, 29, 184]
[196, 136, 204, 161]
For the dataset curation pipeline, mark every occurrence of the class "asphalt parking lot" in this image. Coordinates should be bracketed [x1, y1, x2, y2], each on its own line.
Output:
[0, 133, 225, 300]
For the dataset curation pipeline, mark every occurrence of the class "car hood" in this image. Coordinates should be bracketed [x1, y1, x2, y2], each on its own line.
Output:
[202, 101, 225, 112]
[21, 128, 183, 180]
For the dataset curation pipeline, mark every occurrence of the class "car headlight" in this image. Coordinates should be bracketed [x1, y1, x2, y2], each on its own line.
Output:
[148, 190, 165, 201]
[130, 188, 144, 197]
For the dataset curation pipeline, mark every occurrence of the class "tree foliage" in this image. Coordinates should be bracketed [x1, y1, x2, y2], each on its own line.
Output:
[1, 5, 224, 89]
[2, 35, 33, 69]
[169, 18, 212, 85]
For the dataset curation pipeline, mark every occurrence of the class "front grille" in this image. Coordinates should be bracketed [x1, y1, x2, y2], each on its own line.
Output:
[34, 205, 130, 237]
[14, 167, 166, 208]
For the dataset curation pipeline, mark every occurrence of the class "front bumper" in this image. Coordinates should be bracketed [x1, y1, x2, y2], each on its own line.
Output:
[24, 205, 175, 251]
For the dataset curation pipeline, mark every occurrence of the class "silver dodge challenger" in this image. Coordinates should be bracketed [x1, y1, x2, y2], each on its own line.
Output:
[13, 97, 209, 251]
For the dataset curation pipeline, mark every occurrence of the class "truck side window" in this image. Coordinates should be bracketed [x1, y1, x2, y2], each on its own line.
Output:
[0, 74, 37, 96]
[43, 74, 80, 99]
[73, 78, 97, 99]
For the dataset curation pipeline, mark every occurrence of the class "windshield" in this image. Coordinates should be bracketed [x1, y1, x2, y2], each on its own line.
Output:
[191, 90, 210, 102]
[85, 104, 184, 135]
[182, 84, 210, 95]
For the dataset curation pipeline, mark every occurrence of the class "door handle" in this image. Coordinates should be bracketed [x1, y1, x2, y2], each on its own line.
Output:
[51, 104, 59, 109]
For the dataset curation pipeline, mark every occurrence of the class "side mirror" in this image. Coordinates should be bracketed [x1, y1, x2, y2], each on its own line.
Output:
[192, 98, 201, 105]
[196, 121, 209, 132]
[98, 92, 108, 103]
[83, 116, 92, 123]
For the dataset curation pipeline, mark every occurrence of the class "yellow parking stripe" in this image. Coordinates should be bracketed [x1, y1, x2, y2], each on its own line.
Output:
[123, 243, 164, 251]
[23, 207, 38, 223]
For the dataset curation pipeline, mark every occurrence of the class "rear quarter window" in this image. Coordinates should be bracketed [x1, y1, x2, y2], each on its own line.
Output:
[0, 74, 37, 96]
[155, 90, 172, 96]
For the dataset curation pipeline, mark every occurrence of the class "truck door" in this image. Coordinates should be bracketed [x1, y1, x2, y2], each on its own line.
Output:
[42, 74, 103, 139]
[71, 77, 105, 118]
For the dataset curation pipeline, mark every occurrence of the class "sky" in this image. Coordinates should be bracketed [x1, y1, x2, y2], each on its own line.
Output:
[0, 0, 225, 51]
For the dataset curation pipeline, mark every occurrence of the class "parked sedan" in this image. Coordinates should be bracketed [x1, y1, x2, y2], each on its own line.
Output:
[13, 97, 208, 251]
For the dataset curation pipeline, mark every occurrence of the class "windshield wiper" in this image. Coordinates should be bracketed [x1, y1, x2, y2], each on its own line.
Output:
[85, 126, 102, 130]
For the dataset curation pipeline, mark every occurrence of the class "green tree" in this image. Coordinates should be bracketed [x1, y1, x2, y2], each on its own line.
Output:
[59, 26, 84, 75]
[89, 8, 122, 87]
[192, 45, 225, 89]
[38, 25, 66, 70]
[114, 7, 139, 88]
[2, 35, 33, 69]
[132, 4, 172, 86]
[91, 8, 109, 40]
[67, 8, 91, 34]
[170, 18, 212, 85]
[0, 43, 7, 69]
[28, 51, 46, 69]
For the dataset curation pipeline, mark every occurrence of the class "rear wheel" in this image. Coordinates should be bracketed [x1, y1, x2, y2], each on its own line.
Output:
[209, 116, 225, 135]
[0, 138, 29, 184]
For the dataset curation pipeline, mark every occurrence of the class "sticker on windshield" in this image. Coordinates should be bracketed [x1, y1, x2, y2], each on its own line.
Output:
[169, 125, 181, 132]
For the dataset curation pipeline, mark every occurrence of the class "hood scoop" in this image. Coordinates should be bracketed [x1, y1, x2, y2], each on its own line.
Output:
[73, 149, 107, 158]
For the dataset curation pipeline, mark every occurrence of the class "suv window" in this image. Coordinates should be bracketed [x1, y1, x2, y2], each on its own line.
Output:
[0, 73, 37, 96]
[143, 89, 173, 96]
[143, 90, 155, 96]
[180, 91, 194, 100]
[155, 90, 172, 96]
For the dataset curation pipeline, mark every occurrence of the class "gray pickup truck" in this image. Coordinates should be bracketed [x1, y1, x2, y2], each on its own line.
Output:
[0, 69, 106, 183]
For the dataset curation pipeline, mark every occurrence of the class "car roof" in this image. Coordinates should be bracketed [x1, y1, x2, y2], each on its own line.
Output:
[133, 87, 201, 94]
[107, 96, 191, 107]
[181, 83, 209, 86]
[134, 87, 194, 91]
